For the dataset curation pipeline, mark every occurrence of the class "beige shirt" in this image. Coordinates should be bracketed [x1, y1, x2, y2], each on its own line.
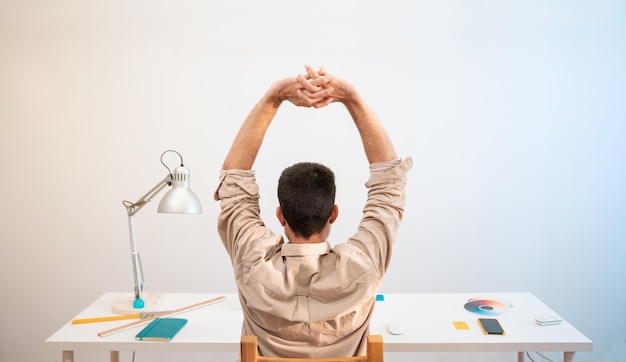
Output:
[214, 158, 412, 358]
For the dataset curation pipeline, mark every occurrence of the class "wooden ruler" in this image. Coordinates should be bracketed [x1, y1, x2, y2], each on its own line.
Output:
[98, 295, 226, 337]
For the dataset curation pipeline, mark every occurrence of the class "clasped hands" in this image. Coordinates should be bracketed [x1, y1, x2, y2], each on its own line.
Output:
[296, 65, 335, 109]
[271, 65, 349, 109]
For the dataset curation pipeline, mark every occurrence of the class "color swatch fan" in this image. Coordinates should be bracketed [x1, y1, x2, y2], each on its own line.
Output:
[464, 298, 512, 315]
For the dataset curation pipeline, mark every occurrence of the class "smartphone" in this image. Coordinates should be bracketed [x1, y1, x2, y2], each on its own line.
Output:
[478, 318, 505, 335]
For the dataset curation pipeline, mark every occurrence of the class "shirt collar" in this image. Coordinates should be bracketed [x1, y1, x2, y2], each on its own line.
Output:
[281, 241, 331, 257]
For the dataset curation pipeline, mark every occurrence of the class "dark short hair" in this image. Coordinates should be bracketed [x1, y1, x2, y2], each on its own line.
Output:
[277, 162, 336, 238]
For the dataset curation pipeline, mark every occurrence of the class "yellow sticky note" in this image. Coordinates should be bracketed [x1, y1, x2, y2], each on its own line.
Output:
[453, 321, 470, 330]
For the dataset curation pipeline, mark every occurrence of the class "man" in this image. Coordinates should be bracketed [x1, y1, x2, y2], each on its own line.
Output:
[214, 65, 412, 358]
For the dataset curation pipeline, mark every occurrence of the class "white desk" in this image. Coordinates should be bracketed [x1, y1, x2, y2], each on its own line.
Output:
[45, 292, 592, 362]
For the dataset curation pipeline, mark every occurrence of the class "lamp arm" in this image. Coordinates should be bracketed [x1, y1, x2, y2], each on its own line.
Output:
[122, 174, 172, 307]
[123, 175, 172, 217]
[127, 214, 144, 303]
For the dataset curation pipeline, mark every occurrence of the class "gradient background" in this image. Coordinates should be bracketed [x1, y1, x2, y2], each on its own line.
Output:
[1, 1, 624, 361]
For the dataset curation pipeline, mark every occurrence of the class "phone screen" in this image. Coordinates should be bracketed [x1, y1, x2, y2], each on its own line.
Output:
[478, 318, 505, 335]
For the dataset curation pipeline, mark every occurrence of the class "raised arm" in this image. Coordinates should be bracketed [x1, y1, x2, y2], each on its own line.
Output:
[221, 74, 334, 170]
[220, 94, 277, 171]
[221, 65, 394, 169]
[301, 65, 397, 164]
[342, 91, 397, 164]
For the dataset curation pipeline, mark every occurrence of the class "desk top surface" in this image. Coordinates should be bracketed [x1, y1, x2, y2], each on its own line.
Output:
[45, 292, 592, 353]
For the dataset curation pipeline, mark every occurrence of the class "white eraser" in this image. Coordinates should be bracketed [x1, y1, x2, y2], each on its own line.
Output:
[535, 316, 563, 326]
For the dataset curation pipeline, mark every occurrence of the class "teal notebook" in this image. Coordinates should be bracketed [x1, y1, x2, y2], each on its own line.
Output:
[135, 318, 188, 341]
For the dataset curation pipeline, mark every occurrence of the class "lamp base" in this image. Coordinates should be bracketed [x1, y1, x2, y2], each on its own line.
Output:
[112, 292, 165, 315]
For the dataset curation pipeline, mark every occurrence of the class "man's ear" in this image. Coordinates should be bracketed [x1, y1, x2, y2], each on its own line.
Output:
[329, 205, 339, 224]
[276, 206, 287, 226]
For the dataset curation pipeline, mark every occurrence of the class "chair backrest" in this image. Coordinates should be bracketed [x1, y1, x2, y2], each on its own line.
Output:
[240, 335, 384, 362]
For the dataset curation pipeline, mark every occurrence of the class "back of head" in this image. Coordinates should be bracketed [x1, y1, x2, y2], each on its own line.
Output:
[277, 162, 336, 238]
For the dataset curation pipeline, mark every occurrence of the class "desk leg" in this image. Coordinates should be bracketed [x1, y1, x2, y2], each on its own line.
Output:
[518, 351, 525, 362]
[564, 351, 575, 362]
[62, 351, 74, 362]
[110, 351, 120, 362]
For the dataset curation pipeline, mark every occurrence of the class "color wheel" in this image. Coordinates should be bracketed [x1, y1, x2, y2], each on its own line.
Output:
[464, 298, 511, 315]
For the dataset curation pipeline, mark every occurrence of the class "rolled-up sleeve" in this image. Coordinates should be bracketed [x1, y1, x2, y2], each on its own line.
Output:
[214, 169, 265, 262]
[348, 157, 413, 274]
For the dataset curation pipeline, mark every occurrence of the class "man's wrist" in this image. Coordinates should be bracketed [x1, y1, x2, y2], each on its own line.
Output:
[330, 80, 358, 106]
[340, 90, 363, 110]
[262, 87, 283, 109]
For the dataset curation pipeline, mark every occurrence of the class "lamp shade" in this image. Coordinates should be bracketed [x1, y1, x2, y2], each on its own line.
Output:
[157, 165, 203, 214]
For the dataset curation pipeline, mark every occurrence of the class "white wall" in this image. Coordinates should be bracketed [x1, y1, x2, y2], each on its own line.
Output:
[1, 1, 624, 361]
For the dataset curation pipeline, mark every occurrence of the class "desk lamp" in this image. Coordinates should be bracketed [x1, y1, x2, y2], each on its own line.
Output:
[112, 150, 202, 315]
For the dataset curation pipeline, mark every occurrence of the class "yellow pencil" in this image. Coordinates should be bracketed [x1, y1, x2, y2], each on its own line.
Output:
[72, 314, 141, 324]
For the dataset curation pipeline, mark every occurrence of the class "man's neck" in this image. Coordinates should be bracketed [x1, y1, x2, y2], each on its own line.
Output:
[284, 223, 330, 244]
[288, 235, 326, 244]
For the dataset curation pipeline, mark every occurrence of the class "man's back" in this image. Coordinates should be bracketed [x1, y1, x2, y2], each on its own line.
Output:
[215, 159, 412, 357]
